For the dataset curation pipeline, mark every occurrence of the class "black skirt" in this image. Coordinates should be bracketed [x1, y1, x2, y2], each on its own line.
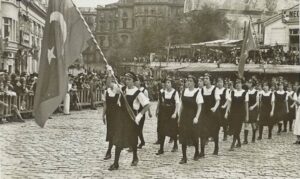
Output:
[112, 109, 139, 149]
[248, 107, 259, 123]
[158, 104, 178, 138]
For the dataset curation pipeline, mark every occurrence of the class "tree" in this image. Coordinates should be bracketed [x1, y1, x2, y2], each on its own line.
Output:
[185, 5, 230, 43]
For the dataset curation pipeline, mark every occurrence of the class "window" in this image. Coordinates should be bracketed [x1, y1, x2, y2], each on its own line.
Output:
[122, 19, 128, 29]
[3, 17, 17, 41]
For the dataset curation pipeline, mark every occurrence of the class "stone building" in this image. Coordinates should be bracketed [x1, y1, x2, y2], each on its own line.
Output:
[1, 0, 47, 74]
[95, 0, 184, 50]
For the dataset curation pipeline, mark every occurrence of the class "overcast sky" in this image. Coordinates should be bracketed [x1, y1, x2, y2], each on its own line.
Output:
[73, 0, 119, 7]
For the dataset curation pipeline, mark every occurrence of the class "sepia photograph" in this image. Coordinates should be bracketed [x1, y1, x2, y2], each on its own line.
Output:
[0, 0, 299, 178]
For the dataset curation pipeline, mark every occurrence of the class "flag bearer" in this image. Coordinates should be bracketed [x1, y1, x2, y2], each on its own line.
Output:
[109, 72, 150, 171]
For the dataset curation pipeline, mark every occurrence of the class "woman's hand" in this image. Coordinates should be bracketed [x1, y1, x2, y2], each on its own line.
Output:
[193, 117, 198, 124]
[171, 113, 177, 119]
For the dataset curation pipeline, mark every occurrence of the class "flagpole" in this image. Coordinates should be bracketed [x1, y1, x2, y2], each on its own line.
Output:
[71, 0, 138, 124]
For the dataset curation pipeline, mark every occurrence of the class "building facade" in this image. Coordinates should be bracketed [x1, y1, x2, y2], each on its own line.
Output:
[95, 0, 184, 50]
[1, 0, 47, 74]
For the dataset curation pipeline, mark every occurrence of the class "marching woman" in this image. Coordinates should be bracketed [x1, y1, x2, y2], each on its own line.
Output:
[273, 82, 289, 135]
[225, 79, 249, 151]
[284, 84, 296, 132]
[178, 75, 203, 164]
[136, 75, 152, 149]
[102, 76, 120, 160]
[217, 78, 230, 141]
[291, 88, 300, 144]
[109, 72, 150, 171]
[257, 82, 275, 140]
[156, 76, 179, 155]
[155, 79, 166, 145]
[199, 73, 221, 157]
[243, 79, 259, 144]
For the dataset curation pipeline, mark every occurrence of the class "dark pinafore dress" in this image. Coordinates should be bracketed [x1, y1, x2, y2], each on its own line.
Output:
[259, 92, 274, 126]
[158, 90, 178, 138]
[287, 92, 296, 121]
[219, 88, 227, 128]
[228, 91, 246, 136]
[273, 92, 287, 123]
[105, 91, 120, 142]
[112, 87, 140, 149]
[248, 90, 259, 123]
[179, 89, 199, 145]
[199, 87, 220, 138]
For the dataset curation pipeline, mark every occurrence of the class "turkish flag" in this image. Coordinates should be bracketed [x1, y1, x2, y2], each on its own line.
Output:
[34, 0, 92, 127]
[238, 21, 257, 78]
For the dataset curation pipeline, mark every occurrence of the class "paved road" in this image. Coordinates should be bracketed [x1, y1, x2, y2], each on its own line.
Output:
[0, 102, 300, 179]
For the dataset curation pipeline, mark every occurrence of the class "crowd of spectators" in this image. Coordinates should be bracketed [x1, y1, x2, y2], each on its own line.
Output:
[124, 47, 300, 65]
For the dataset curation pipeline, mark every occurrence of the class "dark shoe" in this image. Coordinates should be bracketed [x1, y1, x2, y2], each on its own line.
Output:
[131, 158, 139, 166]
[235, 143, 241, 148]
[242, 141, 248, 145]
[229, 147, 234, 151]
[171, 146, 178, 152]
[108, 163, 119, 171]
[153, 140, 159, 145]
[179, 158, 187, 164]
[138, 143, 145, 149]
[213, 150, 218, 155]
[251, 139, 255, 143]
[199, 152, 205, 158]
[104, 153, 111, 160]
[257, 137, 262, 140]
[193, 153, 200, 161]
[282, 129, 287, 132]
[268, 136, 272, 139]
[156, 150, 164, 155]
[293, 141, 300, 145]
[0, 120, 3, 124]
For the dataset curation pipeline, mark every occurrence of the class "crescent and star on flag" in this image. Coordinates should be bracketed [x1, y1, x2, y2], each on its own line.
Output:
[47, 11, 67, 64]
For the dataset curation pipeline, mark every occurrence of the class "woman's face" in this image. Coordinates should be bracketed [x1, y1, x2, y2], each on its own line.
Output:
[166, 80, 172, 89]
[263, 84, 269, 91]
[204, 76, 210, 85]
[187, 78, 195, 88]
[278, 84, 284, 91]
[235, 82, 242, 90]
[135, 80, 141, 87]
[125, 77, 134, 87]
[217, 80, 223, 88]
[198, 79, 204, 88]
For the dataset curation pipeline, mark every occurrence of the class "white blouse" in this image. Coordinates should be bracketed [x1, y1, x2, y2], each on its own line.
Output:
[125, 87, 150, 110]
[182, 88, 203, 104]
[163, 89, 180, 104]
[139, 87, 149, 98]
[103, 87, 118, 102]
[227, 89, 249, 102]
[203, 85, 220, 101]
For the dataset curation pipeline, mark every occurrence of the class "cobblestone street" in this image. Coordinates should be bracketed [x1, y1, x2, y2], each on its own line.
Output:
[1, 102, 300, 179]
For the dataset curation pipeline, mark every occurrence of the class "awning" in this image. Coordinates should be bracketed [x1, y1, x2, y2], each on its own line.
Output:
[192, 39, 243, 47]
[166, 63, 300, 74]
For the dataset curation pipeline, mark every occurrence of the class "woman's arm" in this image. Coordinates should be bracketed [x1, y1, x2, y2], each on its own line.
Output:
[245, 102, 249, 122]
[102, 102, 107, 124]
[193, 104, 202, 124]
